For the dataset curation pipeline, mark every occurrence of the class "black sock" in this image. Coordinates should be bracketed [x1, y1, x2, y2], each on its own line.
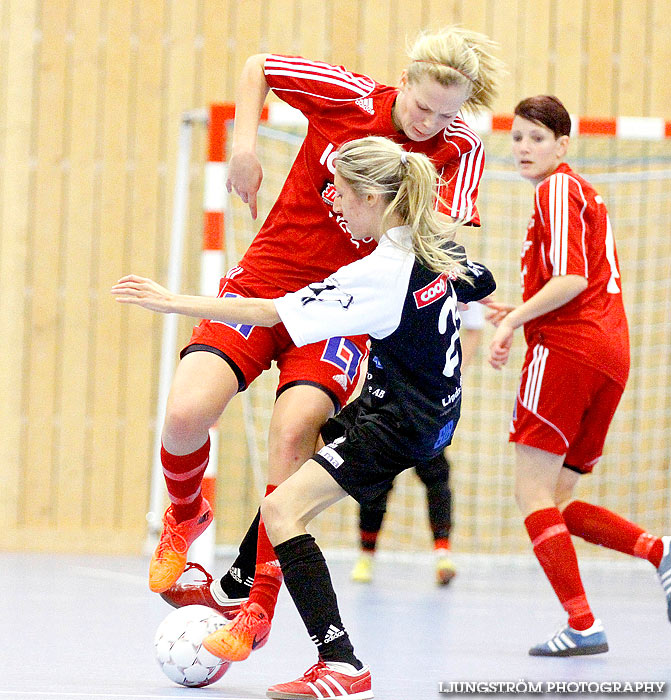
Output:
[275, 534, 363, 669]
[417, 454, 452, 541]
[219, 510, 260, 598]
[427, 480, 452, 541]
[359, 505, 385, 551]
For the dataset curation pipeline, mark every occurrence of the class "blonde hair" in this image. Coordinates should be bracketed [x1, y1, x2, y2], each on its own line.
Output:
[335, 136, 467, 278]
[406, 26, 504, 113]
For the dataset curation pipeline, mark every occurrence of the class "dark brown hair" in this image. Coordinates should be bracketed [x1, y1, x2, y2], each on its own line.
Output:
[514, 95, 571, 138]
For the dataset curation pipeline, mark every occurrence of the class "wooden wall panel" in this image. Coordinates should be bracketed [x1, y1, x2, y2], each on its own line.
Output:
[518, 0, 552, 99]
[54, 0, 102, 531]
[650, 0, 671, 116]
[2, 0, 670, 554]
[329, 0, 360, 69]
[458, 0, 490, 35]
[552, 0, 584, 110]
[424, 0, 462, 29]
[229, 1, 264, 96]
[296, 0, 331, 61]
[0, 0, 37, 534]
[21, 0, 70, 528]
[116, 0, 168, 532]
[359, 0, 393, 80]
[616, 1, 649, 116]
[87, 0, 135, 531]
[583, 0, 617, 115]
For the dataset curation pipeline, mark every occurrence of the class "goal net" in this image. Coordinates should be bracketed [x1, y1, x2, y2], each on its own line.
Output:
[181, 110, 671, 560]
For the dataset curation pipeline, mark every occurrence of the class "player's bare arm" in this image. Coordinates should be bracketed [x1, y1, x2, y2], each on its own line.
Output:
[226, 53, 271, 220]
[487, 274, 587, 369]
[111, 274, 280, 326]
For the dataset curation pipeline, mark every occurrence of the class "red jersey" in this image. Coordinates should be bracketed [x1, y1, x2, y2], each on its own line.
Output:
[521, 162, 630, 388]
[238, 54, 484, 292]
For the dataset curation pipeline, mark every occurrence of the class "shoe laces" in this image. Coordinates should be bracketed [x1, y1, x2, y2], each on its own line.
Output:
[156, 515, 188, 556]
[231, 601, 265, 631]
[300, 661, 329, 682]
[183, 561, 213, 584]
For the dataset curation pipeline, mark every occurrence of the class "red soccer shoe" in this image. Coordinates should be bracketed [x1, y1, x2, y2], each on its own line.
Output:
[160, 562, 248, 620]
[267, 661, 373, 699]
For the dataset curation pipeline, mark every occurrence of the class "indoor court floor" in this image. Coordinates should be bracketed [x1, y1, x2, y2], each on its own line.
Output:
[1, 550, 669, 699]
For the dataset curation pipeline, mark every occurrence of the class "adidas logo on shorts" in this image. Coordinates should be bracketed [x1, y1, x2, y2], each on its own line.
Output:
[333, 373, 348, 390]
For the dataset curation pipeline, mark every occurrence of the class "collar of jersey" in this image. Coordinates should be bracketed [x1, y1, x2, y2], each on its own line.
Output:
[381, 225, 412, 248]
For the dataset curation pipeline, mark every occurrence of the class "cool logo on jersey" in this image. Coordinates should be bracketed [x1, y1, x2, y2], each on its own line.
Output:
[414, 273, 449, 309]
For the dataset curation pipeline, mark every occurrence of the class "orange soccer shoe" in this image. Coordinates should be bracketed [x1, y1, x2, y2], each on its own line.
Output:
[148, 499, 212, 593]
[267, 661, 373, 699]
[203, 601, 271, 662]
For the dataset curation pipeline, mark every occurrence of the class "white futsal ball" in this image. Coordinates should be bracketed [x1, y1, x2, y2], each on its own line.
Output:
[154, 604, 231, 687]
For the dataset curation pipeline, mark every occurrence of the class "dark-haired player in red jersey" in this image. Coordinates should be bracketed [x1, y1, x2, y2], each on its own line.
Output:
[487, 95, 671, 657]
[150, 27, 504, 627]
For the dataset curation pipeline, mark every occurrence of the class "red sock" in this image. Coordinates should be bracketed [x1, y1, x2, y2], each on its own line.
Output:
[161, 438, 209, 522]
[525, 507, 594, 631]
[360, 530, 379, 553]
[434, 537, 451, 551]
[248, 484, 283, 620]
[563, 500, 663, 568]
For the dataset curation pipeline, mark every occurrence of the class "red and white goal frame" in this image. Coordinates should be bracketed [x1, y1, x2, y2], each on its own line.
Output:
[146, 101, 671, 561]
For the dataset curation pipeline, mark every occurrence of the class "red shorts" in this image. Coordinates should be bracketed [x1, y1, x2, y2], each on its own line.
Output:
[509, 343, 624, 473]
[182, 267, 368, 411]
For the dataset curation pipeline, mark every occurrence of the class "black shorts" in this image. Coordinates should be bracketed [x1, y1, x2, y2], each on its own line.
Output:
[315, 400, 420, 507]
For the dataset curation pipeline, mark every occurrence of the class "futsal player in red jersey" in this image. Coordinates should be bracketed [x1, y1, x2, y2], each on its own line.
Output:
[487, 95, 671, 656]
[149, 27, 503, 619]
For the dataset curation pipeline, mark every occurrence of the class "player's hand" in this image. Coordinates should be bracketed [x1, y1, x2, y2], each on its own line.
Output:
[111, 275, 176, 314]
[482, 298, 516, 327]
[488, 321, 514, 370]
[226, 151, 263, 220]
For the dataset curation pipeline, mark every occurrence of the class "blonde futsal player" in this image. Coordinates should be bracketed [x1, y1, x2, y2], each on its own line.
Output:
[113, 136, 496, 698]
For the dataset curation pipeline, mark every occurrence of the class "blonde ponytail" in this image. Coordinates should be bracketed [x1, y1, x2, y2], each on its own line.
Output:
[335, 136, 468, 278]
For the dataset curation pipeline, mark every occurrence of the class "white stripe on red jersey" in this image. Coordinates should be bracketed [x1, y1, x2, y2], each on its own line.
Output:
[521, 162, 629, 388]
[265, 55, 375, 99]
[441, 120, 483, 221]
[522, 344, 548, 414]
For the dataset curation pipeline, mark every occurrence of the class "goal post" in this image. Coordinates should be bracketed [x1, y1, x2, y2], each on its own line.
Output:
[152, 103, 671, 562]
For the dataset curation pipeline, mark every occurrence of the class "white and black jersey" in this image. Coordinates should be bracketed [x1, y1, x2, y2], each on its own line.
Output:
[275, 226, 496, 462]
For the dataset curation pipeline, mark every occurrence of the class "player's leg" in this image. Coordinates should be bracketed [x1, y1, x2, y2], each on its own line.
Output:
[555, 377, 670, 619]
[264, 461, 372, 697]
[248, 384, 336, 616]
[149, 350, 240, 593]
[204, 460, 360, 667]
[516, 443, 607, 656]
[212, 336, 368, 618]
[512, 347, 608, 656]
[350, 489, 390, 583]
[416, 452, 456, 585]
[156, 269, 280, 601]
[206, 383, 337, 608]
